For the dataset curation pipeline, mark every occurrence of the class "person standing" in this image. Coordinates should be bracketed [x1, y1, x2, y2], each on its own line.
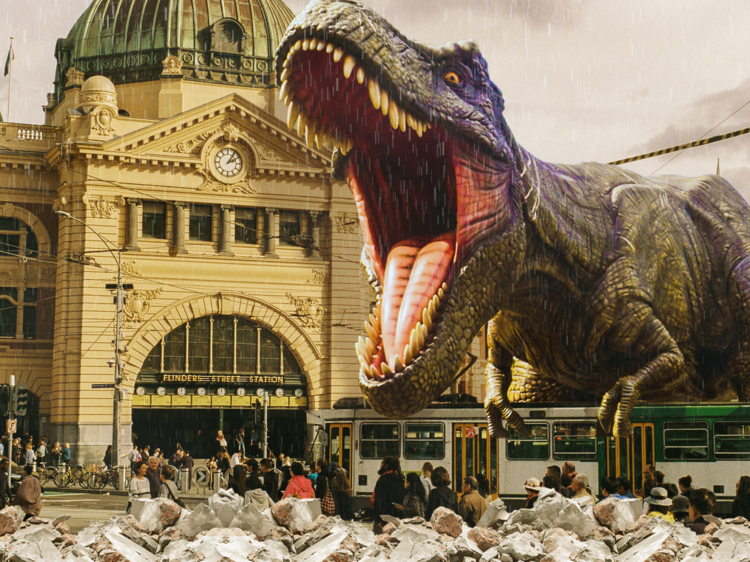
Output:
[282, 462, 315, 499]
[0, 459, 10, 509]
[394, 472, 426, 519]
[732, 476, 750, 519]
[235, 428, 246, 457]
[11, 466, 42, 521]
[36, 439, 47, 466]
[245, 458, 264, 491]
[524, 478, 541, 509]
[141, 446, 151, 462]
[227, 464, 248, 497]
[181, 451, 194, 489]
[216, 431, 228, 455]
[458, 477, 487, 527]
[49, 442, 61, 468]
[371, 456, 405, 534]
[103, 445, 113, 470]
[24, 444, 35, 467]
[145, 456, 161, 498]
[425, 466, 458, 520]
[128, 460, 151, 513]
[128, 444, 140, 473]
[333, 468, 354, 520]
[421, 462, 433, 496]
[158, 465, 182, 504]
[260, 458, 279, 502]
[61, 443, 71, 466]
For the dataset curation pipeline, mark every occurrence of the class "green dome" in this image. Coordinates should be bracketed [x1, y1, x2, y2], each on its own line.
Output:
[54, 0, 294, 100]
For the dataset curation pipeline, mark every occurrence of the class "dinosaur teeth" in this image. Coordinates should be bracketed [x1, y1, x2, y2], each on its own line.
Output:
[317, 40, 326, 51]
[398, 106, 407, 132]
[305, 120, 317, 148]
[279, 80, 291, 102]
[308, 38, 318, 50]
[365, 320, 378, 342]
[325, 42, 334, 53]
[422, 308, 432, 331]
[388, 100, 400, 129]
[287, 101, 300, 130]
[280, 66, 291, 82]
[369, 365, 380, 379]
[343, 55, 356, 79]
[438, 287, 444, 299]
[302, 38, 310, 51]
[380, 89, 390, 116]
[366, 335, 377, 355]
[403, 344, 413, 365]
[393, 355, 404, 373]
[381, 362, 393, 378]
[368, 79, 381, 110]
[332, 46, 344, 63]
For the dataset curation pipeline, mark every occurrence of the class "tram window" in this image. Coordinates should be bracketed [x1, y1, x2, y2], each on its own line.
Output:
[553, 422, 597, 460]
[714, 422, 750, 459]
[404, 423, 445, 459]
[361, 423, 399, 459]
[663, 421, 708, 460]
[507, 423, 549, 460]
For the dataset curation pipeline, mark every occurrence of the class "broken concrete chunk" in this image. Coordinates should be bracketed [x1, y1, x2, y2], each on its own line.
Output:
[230, 500, 276, 538]
[136, 498, 182, 533]
[467, 526, 502, 552]
[477, 498, 508, 529]
[176, 503, 223, 538]
[430, 506, 463, 538]
[496, 531, 545, 561]
[0, 506, 23, 536]
[208, 490, 243, 528]
[594, 497, 639, 534]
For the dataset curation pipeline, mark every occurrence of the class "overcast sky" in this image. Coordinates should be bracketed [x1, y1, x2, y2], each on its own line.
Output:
[2, 0, 750, 200]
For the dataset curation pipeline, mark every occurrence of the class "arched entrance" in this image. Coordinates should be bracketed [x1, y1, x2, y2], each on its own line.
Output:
[125, 293, 320, 460]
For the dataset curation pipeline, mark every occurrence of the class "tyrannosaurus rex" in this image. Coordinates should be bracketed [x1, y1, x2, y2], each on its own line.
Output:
[275, 0, 750, 437]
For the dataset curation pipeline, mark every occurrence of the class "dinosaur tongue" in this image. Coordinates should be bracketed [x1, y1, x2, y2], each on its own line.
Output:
[381, 231, 455, 369]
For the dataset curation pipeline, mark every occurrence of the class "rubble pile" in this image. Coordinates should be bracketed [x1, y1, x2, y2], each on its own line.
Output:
[0, 489, 749, 561]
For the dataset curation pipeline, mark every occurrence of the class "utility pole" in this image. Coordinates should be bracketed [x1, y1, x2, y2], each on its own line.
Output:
[263, 391, 268, 458]
[113, 248, 123, 488]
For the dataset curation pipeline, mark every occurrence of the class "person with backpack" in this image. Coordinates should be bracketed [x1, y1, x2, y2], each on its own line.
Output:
[158, 465, 185, 508]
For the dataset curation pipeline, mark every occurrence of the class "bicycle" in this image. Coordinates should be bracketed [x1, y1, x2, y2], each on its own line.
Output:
[54, 465, 89, 489]
[36, 463, 58, 486]
[88, 466, 129, 491]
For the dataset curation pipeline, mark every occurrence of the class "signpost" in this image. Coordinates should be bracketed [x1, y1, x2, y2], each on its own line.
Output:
[6, 419, 16, 434]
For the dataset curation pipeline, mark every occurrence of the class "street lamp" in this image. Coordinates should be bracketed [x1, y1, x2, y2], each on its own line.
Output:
[56, 210, 128, 482]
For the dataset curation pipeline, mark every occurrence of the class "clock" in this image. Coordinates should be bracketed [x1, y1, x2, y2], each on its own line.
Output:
[217, 387, 226, 397]
[177, 387, 186, 396]
[256, 388, 265, 398]
[197, 387, 206, 396]
[294, 389, 304, 398]
[275, 388, 284, 398]
[136, 387, 145, 396]
[236, 388, 246, 397]
[156, 387, 166, 396]
[214, 148, 243, 178]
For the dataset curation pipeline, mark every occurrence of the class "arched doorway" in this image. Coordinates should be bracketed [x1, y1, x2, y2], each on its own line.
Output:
[131, 314, 309, 459]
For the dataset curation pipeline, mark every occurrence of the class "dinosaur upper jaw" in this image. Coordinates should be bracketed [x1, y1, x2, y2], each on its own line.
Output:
[276, 1, 514, 416]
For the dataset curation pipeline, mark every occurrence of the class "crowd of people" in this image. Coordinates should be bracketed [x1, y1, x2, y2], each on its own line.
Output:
[519, 461, 750, 533]
[0, 434, 72, 469]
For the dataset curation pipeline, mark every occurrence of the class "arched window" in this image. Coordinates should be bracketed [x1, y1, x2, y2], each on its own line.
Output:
[0, 217, 40, 339]
[139, 315, 304, 385]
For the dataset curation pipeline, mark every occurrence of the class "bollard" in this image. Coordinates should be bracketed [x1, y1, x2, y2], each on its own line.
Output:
[32, 463, 36, 474]
[181, 468, 190, 494]
[212, 470, 222, 493]
[118, 465, 127, 491]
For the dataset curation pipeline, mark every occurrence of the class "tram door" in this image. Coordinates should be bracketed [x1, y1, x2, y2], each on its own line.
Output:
[606, 423, 654, 494]
[453, 424, 498, 499]
[326, 423, 352, 476]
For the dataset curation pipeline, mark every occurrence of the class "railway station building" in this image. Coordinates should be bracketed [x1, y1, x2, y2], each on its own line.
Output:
[0, 0, 489, 467]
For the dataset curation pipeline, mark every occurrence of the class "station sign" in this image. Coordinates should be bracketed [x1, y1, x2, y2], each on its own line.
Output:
[160, 374, 285, 384]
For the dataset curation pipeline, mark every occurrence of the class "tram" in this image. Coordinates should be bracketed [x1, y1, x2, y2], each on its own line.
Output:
[309, 397, 750, 514]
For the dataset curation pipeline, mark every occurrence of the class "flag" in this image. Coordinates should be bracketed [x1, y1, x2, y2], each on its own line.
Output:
[3, 44, 13, 77]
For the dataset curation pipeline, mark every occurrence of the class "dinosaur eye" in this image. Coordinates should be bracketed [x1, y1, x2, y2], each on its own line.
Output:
[444, 71, 461, 85]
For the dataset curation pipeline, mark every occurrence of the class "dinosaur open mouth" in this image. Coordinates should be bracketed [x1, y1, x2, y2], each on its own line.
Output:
[279, 36, 460, 382]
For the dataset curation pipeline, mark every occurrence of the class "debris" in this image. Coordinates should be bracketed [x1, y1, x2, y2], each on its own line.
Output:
[429, 506, 464, 538]
[208, 489, 243, 528]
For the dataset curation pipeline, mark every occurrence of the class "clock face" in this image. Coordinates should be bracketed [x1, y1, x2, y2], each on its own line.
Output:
[275, 388, 284, 398]
[177, 387, 186, 396]
[197, 387, 206, 396]
[136, 387, 145, 396]
[156, 387, 166, 396]
[217, 387, 226, 397]
[294, 389, 304, 398]
[214, 148, 243, 177]
[256, 388, 265, 398]
[236, 388, 246, 397]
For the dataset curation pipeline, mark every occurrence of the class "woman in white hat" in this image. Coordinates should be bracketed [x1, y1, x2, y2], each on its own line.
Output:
[524, 478, 541, 508]
[644, 487, 674, 523]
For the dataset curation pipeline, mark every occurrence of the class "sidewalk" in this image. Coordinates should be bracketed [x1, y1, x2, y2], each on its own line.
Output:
[43, 482, 215, 501]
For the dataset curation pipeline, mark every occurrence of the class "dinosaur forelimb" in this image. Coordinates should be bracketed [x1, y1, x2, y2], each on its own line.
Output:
[485, 363, 527, 438]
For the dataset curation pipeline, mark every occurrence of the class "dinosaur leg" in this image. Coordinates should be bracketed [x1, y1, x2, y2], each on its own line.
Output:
[597, 301, 684, 437]
[485, 321, 528, 438]
[508, 359, 583, 403]
[726, 260, 750, 401]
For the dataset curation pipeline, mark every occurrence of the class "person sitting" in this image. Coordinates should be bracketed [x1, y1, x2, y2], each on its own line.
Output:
[571, 474, 595, 507]
[617, 477, 637, 499]
[11, 466, 42, 521]
[425, 466, 457, 520]
[458, 476, 486, 527]
[282, 462, 315, 499]
[644, 487, 674, 523]
[524, 477, 541, 509]
[671, 494, 691, 524]
[687, 488, 715, 534]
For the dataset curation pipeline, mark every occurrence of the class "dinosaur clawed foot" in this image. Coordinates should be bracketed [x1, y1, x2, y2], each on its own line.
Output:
[485, 395, 527, 438]
[598, 377, 639, 438]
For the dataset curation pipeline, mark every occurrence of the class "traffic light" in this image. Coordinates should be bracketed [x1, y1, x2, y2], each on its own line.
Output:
[14, 385, 28, 417]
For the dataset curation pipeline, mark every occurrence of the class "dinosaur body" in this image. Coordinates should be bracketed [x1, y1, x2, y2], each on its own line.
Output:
[275, 0, 750, 437]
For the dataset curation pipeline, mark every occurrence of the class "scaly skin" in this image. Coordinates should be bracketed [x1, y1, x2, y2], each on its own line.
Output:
[276, 0, 750, 437]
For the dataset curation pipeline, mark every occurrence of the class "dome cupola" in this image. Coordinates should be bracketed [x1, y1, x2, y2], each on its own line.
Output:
[53, 0, 294, 104]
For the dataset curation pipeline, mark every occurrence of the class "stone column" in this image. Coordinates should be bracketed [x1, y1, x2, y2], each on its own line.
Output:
[219, 205, 233, 256]
[308, 211, 322, 259]
[172, 202, 187, 255]
[125, 198, 140, 252]
[264, 208, 278, 259]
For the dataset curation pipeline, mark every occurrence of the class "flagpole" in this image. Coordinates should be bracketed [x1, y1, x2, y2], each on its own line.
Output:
[6, 37, 12, 122]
